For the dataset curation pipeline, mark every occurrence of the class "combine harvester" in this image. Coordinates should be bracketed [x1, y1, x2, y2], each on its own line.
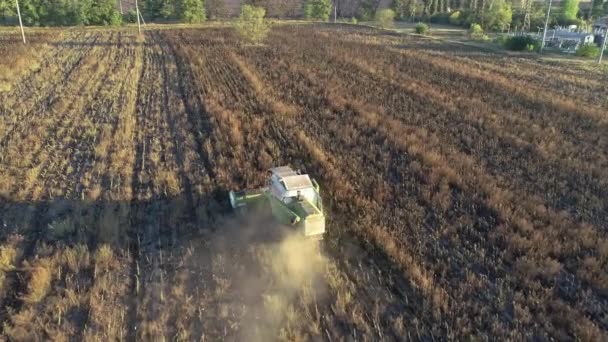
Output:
[229, 166, 326, 239]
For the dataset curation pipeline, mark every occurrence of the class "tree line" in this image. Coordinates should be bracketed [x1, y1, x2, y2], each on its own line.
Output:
[1, 0, 607, 29]
[0, 0, 207, 26]
[392, 0, 608, 30]
[0, 0, 122, 26]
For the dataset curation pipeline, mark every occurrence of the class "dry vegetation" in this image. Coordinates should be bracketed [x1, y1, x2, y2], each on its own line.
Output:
[0, 24, 607, 340]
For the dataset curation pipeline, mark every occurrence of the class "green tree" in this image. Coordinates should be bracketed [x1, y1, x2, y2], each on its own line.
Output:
[560, 0, 580, 22]
[64, 0, 91, 25]
[235, 4, 270, 43]
[591, 0, 604, 17]
[469, 23, 488, 40]
[449, 10, 462, 25]
[481, 0, 512, 31]
[145, 0, 175, 20]
[1, 0, 16, 23]
[88, 0, 122, 25]
[13, 0, 121, 26]
[375, 8, 395, 28]
[304, 0, 332, 21]
[178, 0, 206, 23]
[19, 0, 41, 26]
[392, 0, 409, 19]
[358, 0, 379, 21]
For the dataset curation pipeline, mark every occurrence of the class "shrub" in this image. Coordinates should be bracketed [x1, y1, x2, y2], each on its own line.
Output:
[178, 0, 206, 23]
[503, 35, 537, 51]
[430, 13, 450, 24]
[576, 44, 600, 58]
[235, 5, 271, 44]
[560, 0, 580, 22]
[415, 22, 429, 34]
[495, 34, 509, 46]
[449, 11, 462, 25]
[469, 23, 488, 41]
[351, 17, 358, 24]
[481, 0, 512, 31]
[375, 9, 395, 29]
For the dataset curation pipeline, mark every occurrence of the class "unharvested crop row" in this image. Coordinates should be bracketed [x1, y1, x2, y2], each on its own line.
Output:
[228, 27, 607, 339]
[271, 27, 608, 230]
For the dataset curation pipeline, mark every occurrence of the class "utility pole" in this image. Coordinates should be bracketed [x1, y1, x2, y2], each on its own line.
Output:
[540, 0, 553, 53]
[15, 0, 25, 44]
[598, 30, 608, 64]
[334, 2, 337, 23]
[135, 0, 141, 34]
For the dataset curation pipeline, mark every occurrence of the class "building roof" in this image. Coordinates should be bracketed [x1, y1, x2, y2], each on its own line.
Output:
[547, 30, 593, 39]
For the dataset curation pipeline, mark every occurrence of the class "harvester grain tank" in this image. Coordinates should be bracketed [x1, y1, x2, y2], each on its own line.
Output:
[228, 166, 326, 239]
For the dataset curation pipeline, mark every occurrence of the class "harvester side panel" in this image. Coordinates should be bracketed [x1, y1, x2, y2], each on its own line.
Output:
[269, 196, 301, 225]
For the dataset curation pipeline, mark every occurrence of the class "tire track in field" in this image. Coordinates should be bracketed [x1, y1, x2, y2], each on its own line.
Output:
[129, 31, 193, 340]
[128, 32, 160, 340]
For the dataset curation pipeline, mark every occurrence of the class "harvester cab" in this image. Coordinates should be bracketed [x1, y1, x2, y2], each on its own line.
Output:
[228, 166, 326, 239]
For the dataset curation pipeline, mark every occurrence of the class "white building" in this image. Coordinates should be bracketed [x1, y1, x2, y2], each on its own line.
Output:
[544, 30, 595, 52]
